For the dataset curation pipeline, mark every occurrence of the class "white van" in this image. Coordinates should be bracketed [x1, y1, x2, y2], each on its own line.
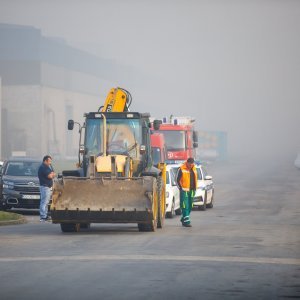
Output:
[165, 164, 181, 218]
[193, 164, 214, 210]
[171, 162, 214, 211]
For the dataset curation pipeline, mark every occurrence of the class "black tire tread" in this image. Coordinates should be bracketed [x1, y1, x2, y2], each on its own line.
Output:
[60, 223, 80, 232]
[157, 176, 165, 228]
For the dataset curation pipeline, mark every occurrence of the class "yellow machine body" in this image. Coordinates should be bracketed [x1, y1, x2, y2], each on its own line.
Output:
[51, 88, 166, 232]
[102, 88, 128, 112]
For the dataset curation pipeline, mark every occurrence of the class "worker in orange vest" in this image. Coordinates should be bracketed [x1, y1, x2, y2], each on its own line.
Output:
[176, 157, 198, 227]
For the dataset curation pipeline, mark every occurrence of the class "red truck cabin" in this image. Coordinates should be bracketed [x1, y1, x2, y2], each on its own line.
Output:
[153, 123, 197, 161]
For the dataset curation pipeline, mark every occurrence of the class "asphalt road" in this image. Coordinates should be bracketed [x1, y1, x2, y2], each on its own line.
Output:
[0, 160, 299, 300]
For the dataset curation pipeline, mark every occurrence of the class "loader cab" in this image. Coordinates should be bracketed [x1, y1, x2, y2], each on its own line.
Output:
[80, 112, 152, 177]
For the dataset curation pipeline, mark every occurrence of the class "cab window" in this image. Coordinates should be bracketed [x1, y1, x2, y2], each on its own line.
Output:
[202, 166, 208, 178]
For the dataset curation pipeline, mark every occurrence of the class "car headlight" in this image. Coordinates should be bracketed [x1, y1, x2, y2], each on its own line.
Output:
[3, 181, 14, 189]
[199, 184, 206, 191]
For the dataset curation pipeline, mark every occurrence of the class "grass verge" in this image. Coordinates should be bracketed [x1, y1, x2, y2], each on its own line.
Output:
[0, 211, 27, 225]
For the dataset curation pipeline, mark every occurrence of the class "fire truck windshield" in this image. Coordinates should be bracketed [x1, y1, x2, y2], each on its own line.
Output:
[155, 130, 186, 151]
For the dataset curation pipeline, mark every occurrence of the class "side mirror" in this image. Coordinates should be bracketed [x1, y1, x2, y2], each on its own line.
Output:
[205, 175, 212, 180]
[153, 120, 162, 130]
[68, 120, 74, 130]
[140, 145, 146, 155]
[193, 131, 198, 142]
[193, 142, 198, 148]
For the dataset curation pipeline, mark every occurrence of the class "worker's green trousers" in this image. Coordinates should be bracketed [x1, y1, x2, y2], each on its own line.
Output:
[180, 190, 194, 225]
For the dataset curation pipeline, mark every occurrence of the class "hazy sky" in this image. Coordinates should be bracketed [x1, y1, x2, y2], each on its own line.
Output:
[0, 0, 299, 161]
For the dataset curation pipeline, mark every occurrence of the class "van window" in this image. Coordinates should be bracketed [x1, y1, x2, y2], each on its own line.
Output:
[170, 169, 177, 186]
[171, 167, 180, 184]
[196, 167, 202, 180]
[201, 166, 208, 178]
[166, 170, 170, 185]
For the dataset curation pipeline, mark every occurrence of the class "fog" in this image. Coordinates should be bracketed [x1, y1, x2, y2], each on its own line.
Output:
[0, 0, 299, 163]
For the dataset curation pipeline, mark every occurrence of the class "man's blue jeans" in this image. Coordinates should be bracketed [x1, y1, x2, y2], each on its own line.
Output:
[39, 186, 51, 219]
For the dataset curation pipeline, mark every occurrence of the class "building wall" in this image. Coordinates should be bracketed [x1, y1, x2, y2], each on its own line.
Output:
[40, 85, 101, 159]
[2, 85, 42, 158]
[0, 24, 128, 160]
[1, 84, 103, 159]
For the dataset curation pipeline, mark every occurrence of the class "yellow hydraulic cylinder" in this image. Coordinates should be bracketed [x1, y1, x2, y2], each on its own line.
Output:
[102, 88, 128, 112]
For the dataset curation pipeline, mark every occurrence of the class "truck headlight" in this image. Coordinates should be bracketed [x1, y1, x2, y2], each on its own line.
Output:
[3, 181, 14, 189]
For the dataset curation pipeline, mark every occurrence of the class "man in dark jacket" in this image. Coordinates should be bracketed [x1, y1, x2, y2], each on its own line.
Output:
[38, 155, 55, 222]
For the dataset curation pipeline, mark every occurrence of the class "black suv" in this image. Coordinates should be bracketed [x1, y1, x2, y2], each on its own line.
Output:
[0, 157, 41, 210]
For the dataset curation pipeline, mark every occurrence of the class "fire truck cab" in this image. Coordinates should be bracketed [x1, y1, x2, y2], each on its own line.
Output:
[153, 116, 198, 162]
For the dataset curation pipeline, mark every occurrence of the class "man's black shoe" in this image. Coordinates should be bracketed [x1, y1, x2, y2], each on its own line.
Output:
[182, 223, 192, 227]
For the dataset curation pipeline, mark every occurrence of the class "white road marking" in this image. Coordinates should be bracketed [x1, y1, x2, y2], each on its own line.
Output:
[0, 255, 299, 265]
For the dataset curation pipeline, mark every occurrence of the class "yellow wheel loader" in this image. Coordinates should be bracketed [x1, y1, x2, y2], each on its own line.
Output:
[50, 88, 166, 232]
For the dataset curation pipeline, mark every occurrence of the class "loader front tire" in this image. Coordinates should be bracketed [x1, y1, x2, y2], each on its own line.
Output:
[80, 223, 91, 229]
[138, 222, 156, 232]
[60, 223, 80, 232]
[138, 177, 158, 232]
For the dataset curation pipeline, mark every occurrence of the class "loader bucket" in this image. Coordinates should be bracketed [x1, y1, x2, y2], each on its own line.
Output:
[50, 176, 157, 225]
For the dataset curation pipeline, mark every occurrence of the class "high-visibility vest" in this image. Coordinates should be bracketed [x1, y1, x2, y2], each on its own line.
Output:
[179, 163, 198, 191]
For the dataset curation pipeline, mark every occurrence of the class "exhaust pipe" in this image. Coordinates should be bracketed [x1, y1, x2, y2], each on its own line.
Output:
[7, 198, 18, 205]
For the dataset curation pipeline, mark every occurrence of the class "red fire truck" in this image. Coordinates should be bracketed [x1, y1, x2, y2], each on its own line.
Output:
[152, 116, 198, 162]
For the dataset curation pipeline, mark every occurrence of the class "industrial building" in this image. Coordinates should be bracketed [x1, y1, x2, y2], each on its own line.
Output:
[0, 23, 129, 160]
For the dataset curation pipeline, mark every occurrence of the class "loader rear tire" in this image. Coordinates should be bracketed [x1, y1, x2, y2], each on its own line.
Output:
[157, 176, 165, 229]
[60, 223, 80, 232]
